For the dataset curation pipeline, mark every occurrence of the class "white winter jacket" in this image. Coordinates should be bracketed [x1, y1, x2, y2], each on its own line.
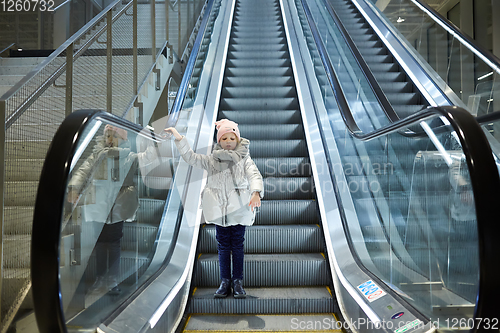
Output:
[175, 136, 264, 226]
[68, 138, 139, 224]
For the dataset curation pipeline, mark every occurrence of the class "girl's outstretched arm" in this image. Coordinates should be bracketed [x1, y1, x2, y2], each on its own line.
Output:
[164, 127, 211, 170]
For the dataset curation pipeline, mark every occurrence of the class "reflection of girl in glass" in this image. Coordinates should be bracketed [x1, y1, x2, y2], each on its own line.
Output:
[68, 125, 139, 295]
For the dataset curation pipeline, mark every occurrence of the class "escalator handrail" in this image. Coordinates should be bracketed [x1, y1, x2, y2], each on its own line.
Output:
[319, 0, 401, 124]
[410, 0, 500, 76]
[165, 0, 215, 129]
[301, 0, 500, 326]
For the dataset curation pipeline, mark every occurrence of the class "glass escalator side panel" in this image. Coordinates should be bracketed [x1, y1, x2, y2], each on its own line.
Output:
[60, 119, 178, 329]
[305, 0, 392, 133]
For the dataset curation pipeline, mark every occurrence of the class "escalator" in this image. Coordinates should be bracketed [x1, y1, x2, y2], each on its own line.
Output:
[184, 0, 337, 329]
[30, 0, 500, 332]
[327, 0, 428, 118]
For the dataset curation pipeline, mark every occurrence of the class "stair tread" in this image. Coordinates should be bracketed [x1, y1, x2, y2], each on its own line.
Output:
[193, 286, 333, 299]
[185, 313, 340, 331]
[199, 253, 325, 261]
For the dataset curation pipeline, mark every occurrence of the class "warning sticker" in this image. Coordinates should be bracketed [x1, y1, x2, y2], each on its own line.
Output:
[357, 280, 387, 302]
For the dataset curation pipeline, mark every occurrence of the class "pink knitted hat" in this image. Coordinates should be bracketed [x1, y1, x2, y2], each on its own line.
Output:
[104, 124, 128, 141]
[215, 119, 240, 143]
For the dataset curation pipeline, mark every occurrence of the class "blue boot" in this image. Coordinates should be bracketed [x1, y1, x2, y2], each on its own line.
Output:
[232, 279, 246, 298]
[214, 278, 231, 298]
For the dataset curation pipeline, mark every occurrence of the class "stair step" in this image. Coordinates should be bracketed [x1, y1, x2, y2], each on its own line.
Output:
[190, 287, 334, 314]
[194, 253, 328, 287]
[184, 314, 341, 332]
[198, 224, 324, 253]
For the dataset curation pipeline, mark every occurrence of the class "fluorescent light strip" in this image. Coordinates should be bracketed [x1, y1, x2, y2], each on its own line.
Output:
[478, 72, 494, 81]
[70, 120, 102, 172]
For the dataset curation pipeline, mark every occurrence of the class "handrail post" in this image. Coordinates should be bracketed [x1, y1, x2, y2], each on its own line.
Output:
[133, 0, 138, 96]
[0, 100, 5, 318]
[166, 0, 170, 46]
[187, 0, 190, 35]
[65, 43, 74, 116]
[107, 10, 113, 113]
[151, 0, 157, 63]
[178, 0, 181, 57]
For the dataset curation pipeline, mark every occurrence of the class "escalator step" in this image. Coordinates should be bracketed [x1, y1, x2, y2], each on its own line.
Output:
[250, 140, 307, 157]
[184, 314, 342, 332]
[190, 287, 334, 314]
[198, 224, 324, 253]
[254, 157, 311, 177]
[254, 199, 319, 225]
[264, 177, 314, 200]
[239, 124, 303, 140]
[219, 110, 300, 123]
[194, 253, 329, 287]
[219, 97, 298, 110]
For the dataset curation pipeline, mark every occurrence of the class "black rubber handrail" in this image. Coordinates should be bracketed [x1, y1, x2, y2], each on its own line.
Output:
[165, 0, 215, 129]
[302, 0, 500, 327]
[319, 0, 401, 123]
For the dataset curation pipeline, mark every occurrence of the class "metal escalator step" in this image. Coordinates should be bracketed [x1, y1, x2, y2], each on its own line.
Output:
[226, 58, 290, 68]
[350, 33, 378, 43]
[226, 67, 292, 77]
[228, 50, 286, 59]
[220, 110, 300, 123]
[233, 25, 283, 33]
[255, 199, 319, 225]
[122, 223, 159, 252]
[254, 157, 311, 177]
[222, 86, 295, 98]
[393, 105, 426, 117]
[368, 63, 400, 73]
[250, 140, 307, 157]
[239, 124, 302, 140]
[198, 224, 324, 254]
[385, 92, 421, 105]
[195, 253, 328, 287]
[229, 43, 286, 52]
[234, 22, 282, 29]
[232, 31, 283, 39]
[363, 54, 393, 64]
[184, 314, 341, 332]
[219, 97, 298, 110]
[264, 177, 314, 200]
[223, 76, 294, 87]
[379, 81, 413, 93]
[190, 287, 334, 314]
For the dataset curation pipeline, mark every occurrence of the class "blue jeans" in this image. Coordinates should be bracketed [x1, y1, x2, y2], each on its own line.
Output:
[215, 225, 246, 280]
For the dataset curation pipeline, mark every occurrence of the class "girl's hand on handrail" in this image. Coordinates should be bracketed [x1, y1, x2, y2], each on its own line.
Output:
[163, 127, 183, 141]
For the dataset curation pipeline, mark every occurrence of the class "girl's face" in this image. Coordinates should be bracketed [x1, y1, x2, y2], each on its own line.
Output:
[220, 132, 238, 150]
[105, 130, 121, 147]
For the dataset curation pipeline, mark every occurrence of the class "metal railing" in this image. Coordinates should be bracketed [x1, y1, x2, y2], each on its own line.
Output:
[0, 0, 206, 330]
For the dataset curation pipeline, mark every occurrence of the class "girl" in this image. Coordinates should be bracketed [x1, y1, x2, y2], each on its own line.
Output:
[164, 119, 263, 298]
